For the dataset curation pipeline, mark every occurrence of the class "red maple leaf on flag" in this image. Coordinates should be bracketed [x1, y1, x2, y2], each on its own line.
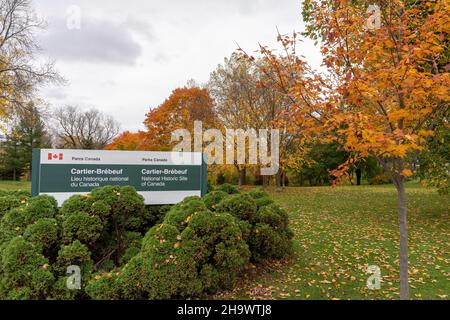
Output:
[48, 153, 63, 160]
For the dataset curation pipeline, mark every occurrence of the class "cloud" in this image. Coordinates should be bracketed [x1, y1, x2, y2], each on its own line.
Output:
[125, 17, 155, 41]
[101, 80, 116, 87]
[40, 16, 145, 66]
[44, 87, 68, 100]
[34, 0, 320, 132]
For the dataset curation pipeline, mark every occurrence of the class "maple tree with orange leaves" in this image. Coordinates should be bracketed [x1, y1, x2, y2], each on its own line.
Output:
[107, 86, 217, 151]
[105, 131, 148, 151]
[241, 0, 449, 299]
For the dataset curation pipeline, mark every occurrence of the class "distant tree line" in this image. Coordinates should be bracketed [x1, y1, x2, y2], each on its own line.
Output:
[0, 104, 120, 180]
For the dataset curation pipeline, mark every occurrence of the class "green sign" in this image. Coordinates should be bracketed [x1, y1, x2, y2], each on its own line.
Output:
[32, 149, 207, 205]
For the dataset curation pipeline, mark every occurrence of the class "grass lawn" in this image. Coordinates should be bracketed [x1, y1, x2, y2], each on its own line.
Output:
[0, 180, 31, 192]
[215, 183, 449, 300]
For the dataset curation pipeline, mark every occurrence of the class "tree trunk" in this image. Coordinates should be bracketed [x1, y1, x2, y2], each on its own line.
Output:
[378, 156, 410, 300]
[395, 176, 409, 300]
[275, 170, 283, 191]
[356, 167, 362, 186]
[238, 167, 246, 186]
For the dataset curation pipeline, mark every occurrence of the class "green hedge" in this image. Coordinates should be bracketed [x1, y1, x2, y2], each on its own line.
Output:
[0, 185, 293, 300]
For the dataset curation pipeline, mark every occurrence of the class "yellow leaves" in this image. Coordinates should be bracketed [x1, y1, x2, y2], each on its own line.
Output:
[401, 169, 413, 177]
[388, 110, 414, 123]
[418, 130, 434, 138]
[319, 279, 332, 284]
[410, 268, 420, 275]
[173, 242, 182, 249]
[184, 214, 194, 224]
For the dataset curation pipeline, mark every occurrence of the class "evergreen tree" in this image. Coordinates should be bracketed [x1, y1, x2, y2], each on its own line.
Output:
[0, 102, 50, 180]
[0, 129, 25, 180]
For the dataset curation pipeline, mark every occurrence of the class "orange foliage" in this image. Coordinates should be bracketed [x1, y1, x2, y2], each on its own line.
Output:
[105, 131, 148, 151]
[107, 87, 216, 151]
[243, 0, 449, 180]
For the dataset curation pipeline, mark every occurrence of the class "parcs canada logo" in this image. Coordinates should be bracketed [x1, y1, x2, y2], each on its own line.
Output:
[47, 152, 64, 161]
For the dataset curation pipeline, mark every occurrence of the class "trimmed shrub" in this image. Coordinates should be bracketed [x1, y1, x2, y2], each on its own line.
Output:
[24, 195, 58, 225]
[120, 232, 142, 264]
[107, 208, 251, 300]
[142, 205, 171, 228]
[54, 240, 94, 276]
[23, 218, 59, 251]
[117, 254, 151, 299]
[249, 204, 294, 262]
[255, 204, 290, 230]
[249, 223, 293, 262]
[90, 200, 112, 221]
[164, 196, 207, 231]
[140, 223, 203, 299]
[84, 269, 122, 300]
[90, 185, 145, 219]
[0, 184, 293, 300]
[60, 195, 94, 217]
[248, 188, 269, 199]
[0, 196, 22, 217]
[86, 253, 151, 300]
[254, 197, 275, 210]
[0, 208, 29, 244]
[59, 186, 158, 270]
[216, 193, 257, 222]
[62, 212, 103, 245]
[202, 191, 227, 211]
[51, 240, 94, 300]
[0, 237, 54, 299]
[187, 211, 250, 290]
[215, 183, 240, 195]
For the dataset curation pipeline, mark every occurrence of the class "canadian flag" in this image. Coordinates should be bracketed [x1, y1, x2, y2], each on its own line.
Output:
[48, 152, 63, 160]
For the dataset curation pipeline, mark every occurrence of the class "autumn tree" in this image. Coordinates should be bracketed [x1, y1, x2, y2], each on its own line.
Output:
[0, 0, 60, 118]
[209, 54, 259, 185]
[144, 86, 216, 150]
[209, 53, 299, 187]
[105, 131, 148, 151]
[108, 86, 217, 152]
[244, 0, 448, 299]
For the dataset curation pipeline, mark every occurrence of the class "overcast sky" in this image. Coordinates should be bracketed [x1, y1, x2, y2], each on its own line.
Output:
[35, 0, 322, 132]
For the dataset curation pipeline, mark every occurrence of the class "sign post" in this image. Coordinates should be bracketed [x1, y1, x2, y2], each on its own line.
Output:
[32, 149, 207, 206]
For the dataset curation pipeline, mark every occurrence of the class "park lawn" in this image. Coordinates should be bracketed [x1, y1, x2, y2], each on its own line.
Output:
[0, 180, 31, 192]
[215, 183, 449, 300]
